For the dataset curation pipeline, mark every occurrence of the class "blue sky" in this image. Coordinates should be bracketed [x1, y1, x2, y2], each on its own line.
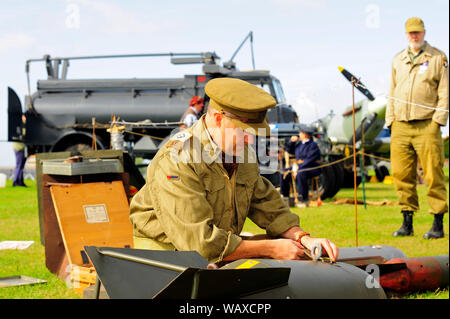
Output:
[0, 0, 448, 166]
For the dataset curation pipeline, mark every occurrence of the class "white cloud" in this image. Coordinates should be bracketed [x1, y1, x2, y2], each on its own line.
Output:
[292, 91, 321, 123]
[0, 33, 36, 52]
[70, 0, 174, 34]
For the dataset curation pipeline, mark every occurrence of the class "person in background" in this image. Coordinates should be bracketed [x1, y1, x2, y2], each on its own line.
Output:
[12, 115, 27, 187]
[284, 126, 321, 208]
[179, 96, 204, 130]
[386, 17, 448, 239]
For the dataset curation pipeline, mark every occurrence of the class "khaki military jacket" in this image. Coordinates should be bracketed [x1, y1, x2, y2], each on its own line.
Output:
[130, 115, 299, 263]
[386, 42, 449, 128]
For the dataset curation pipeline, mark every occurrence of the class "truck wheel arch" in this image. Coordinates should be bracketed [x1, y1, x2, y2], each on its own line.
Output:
[50, 132, 106, 152]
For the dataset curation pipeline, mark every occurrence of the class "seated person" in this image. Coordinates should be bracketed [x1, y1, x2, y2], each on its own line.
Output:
[284, 126, 321, 207]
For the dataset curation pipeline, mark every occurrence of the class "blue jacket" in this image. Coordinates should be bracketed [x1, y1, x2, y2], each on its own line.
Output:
[285, 139, 321, 175]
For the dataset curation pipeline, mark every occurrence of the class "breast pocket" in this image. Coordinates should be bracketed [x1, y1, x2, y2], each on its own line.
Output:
[415, 62, 439, 104]
[412, 78, 437, 117]
[235, 180, 255, 230]
[204, 177, 226, 224]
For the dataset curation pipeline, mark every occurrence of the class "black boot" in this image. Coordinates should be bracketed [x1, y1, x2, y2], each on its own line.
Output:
[392, 211, 414, 237]
[423, 214, 444, 239]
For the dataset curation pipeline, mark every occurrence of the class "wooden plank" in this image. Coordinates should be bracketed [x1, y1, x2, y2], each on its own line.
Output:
[50, 181, 133, 267]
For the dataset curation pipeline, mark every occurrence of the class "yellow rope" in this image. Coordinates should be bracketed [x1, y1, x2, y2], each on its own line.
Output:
[279, 152, 361, 175]
[279, 150, 390, 176]
[123, 130, 166, 141]
[361, 152, 390, 162]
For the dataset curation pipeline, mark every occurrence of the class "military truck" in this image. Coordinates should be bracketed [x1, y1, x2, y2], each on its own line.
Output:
[7, 46, 300, 187]
[7, 40, 382, 199]
[9, 53, 295, 150]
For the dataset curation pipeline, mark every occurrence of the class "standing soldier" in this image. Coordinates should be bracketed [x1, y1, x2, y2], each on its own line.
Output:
[386, 17, 448, 239]
[179, 96, 204, 130]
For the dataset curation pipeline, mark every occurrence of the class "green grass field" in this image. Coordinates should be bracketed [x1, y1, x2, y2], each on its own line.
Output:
[0, 170, 448, 299]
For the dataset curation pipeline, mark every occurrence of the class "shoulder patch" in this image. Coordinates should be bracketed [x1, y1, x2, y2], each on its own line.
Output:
[163, 130, 192, 154]
[173, 131, 192, 142]
[166, 131, 192, 147]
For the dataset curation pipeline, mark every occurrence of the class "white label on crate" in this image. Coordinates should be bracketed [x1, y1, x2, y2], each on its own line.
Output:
[83, 204, 109, 223]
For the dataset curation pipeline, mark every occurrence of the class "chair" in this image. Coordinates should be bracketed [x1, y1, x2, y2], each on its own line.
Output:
[309, 176, 322, 206]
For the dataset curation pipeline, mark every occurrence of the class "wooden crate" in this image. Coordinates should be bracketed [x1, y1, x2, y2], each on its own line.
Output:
[50, 181, 133, 267]
[40, 172, 130, 277]
[70, 265, 97, 296]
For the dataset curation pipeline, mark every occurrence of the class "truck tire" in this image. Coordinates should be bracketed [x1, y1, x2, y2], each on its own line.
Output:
[327, 163, 345, 198]
[52, 132, 105, 153]
[64, 143, 92, 152]
[318, 165, 336, 200]
[63, 141, 104, 152]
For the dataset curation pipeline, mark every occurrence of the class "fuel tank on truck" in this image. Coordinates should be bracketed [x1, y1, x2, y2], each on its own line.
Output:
[34, 78, 195, 124]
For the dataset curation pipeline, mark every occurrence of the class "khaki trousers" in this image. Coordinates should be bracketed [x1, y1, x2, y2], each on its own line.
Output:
[390, 119, 448, 214]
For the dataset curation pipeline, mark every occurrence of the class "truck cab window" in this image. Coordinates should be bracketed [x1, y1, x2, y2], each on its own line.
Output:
[273, 79, 286, 104]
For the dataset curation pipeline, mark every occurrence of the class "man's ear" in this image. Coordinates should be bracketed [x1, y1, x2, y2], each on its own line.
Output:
[213, 112, 223, 127]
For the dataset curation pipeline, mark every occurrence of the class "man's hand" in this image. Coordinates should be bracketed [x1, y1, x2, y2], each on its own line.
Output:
[300, 236, 339, 262]
[267, 239, 305, 260]
[282, 227, 339, 262]
[223, 227, 339, 262]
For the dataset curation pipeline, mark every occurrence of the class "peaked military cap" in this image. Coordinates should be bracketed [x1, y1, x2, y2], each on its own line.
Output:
[300, 126, 314, 135]
[205, 78, 277, 136]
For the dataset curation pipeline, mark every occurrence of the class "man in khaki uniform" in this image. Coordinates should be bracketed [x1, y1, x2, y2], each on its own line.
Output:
[130, 78, 339, 264]
[386, 17, 448, 239]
